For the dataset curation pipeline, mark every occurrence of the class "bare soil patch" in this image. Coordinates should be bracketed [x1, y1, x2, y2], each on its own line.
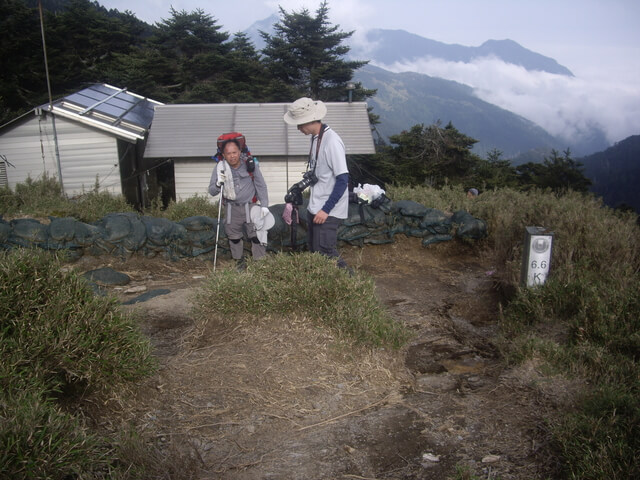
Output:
[71, 238, 565, 479]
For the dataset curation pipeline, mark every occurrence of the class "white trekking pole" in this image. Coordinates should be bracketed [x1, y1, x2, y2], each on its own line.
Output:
[213, 168, 224, 272]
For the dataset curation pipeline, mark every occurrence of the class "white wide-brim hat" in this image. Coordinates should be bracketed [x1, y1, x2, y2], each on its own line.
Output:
[283, 97, 327, 125]
[250, 205, 275, 231]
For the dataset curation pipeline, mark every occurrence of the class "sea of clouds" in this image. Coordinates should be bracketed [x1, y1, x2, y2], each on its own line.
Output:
[368, 55, 640, 148]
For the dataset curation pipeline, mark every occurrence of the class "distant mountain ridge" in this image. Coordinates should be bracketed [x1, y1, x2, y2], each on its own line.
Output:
[579, 135, 640, 213]
[355, 29, 574, 76]
[245, 19, 574, 77]
[243, 17, 606, 157]
[354, 64, 565, 157]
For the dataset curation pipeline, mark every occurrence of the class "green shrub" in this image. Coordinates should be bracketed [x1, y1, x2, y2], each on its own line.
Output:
[0, 248, 155, 395]
[0, 174, 135, 222]
[193, 253, 410, 349]
[0, 185, 23, 212]
[4, 173, 69, 217]
[0, 176, 219, 223]
[157, 194, 219, 221]
[68, 189, 135, 223]
[0, 248, 158, 479]
[386, 183, 468, 212]
[0, 379, 108, 479]
[552, 385, 640, 480]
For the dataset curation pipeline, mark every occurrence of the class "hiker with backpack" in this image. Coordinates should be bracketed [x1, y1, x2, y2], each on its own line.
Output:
[208, 134, 271, 269]
[283, 97, 350, 271]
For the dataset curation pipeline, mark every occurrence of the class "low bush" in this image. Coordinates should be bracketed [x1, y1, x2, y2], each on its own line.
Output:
[193, 252, 410, 349]
[153, 194, 219, 221]
[0, 379, 108, 479]
[0, 248, 156, 478]
[0, 174, 135, 222]
[0, 249, 155, 394]
[474, 189, 640, 480]
[0, 175, 218, 223]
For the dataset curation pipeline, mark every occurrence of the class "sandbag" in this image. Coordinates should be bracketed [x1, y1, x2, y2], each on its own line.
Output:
[451, 211, 488, 239]
[391, 200, 428, 218]
[179, 216, 217, 231]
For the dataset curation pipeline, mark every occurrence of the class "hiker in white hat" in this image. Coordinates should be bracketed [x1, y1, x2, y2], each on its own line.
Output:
[284, 97, 350, 270]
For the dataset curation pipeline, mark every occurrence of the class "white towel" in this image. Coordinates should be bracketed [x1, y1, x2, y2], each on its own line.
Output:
[217, 161, 236, 201]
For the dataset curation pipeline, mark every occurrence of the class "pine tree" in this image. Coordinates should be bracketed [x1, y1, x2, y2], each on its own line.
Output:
[260, 1, 373, 101]
[516, 149, 592, 193]
[374, 122, 480, 186]
[472, 148, 519, 190]
[0, 0, 46, 122]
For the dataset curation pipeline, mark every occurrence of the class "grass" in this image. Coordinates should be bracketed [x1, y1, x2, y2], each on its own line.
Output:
[0, 248, 157, 478]
[389, 184, 640, 479]
[148, 193, 219, 221]
[387, 183, 470, 213]
[193, 252, 411, 349]
[0, 174, 218, 223]
[2, 176, 640, 478]
[465, 188, 639, 480]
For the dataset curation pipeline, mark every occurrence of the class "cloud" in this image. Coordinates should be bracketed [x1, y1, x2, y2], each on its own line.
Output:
[374, 56, 640, 146]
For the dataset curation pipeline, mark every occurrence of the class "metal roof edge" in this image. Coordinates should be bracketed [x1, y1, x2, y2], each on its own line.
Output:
[51, 106, 143, 142]
[0, 108, 38, 132]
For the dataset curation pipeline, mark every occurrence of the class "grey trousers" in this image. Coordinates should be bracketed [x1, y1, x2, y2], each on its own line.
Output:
[225, 203, 266, 260]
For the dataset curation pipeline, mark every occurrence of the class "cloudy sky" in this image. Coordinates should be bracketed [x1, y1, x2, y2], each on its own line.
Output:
[100, 0, 640, 147]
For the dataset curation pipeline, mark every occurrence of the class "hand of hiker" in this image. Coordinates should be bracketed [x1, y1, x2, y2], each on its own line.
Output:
[216, 171, 226, 186]
[313, 210, 328, 224]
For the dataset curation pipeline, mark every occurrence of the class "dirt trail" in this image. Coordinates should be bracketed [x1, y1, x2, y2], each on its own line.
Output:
[75, 238, 563, 479]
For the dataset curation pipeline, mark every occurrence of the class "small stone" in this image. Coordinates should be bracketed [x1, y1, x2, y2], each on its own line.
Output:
[482, 454, 501, 463]
[422, 453, 440, 462]
[82, 267, 130, 286]
[125, 285, 147, 294]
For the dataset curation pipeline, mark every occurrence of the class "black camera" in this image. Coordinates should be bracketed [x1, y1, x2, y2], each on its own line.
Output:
[284, 171, 318, 205]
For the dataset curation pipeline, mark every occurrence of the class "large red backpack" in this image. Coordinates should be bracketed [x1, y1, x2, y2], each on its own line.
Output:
[213, 132, 255, 173]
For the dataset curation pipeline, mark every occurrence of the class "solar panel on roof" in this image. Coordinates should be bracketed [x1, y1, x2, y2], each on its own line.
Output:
[45, 84, 160, 139]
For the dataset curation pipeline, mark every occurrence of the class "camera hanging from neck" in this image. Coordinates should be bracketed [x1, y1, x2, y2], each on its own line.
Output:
[287, 123, 328, 251]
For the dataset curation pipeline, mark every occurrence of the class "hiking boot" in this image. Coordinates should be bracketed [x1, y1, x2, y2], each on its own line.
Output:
[235, 258, 247, 272]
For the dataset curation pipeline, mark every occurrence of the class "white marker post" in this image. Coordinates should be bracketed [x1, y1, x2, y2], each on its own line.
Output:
[521, 226, 554, 287]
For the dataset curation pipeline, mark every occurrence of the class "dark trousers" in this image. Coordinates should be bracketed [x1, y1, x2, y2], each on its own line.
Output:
[306, 212, 348, 269]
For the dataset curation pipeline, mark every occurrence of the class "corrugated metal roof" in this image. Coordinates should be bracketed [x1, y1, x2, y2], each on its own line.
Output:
[144, 102, 375, 158]
[41, 84, 163, 142]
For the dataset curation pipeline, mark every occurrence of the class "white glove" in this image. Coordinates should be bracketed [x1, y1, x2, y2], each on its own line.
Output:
[216, 170, 227, 187]
[260, 207, 270, 218]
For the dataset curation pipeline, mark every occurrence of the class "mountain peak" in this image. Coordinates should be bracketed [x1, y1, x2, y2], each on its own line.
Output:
[243, 16, 573, 77]
[351, 29, 573, 76]
[476, 39, 574, 76]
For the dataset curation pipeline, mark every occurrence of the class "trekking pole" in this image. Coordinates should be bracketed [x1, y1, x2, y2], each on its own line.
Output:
[290, 205, 299, 251]
[213, 185, 223, 273]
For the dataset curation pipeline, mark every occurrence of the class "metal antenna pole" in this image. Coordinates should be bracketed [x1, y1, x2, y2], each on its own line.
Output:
[38, 0, 64, 194]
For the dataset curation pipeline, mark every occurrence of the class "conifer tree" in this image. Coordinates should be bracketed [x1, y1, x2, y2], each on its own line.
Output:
[371, 122, 481, 186]
[260, 1, 373, 101]
[516, 149, 592, 192]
